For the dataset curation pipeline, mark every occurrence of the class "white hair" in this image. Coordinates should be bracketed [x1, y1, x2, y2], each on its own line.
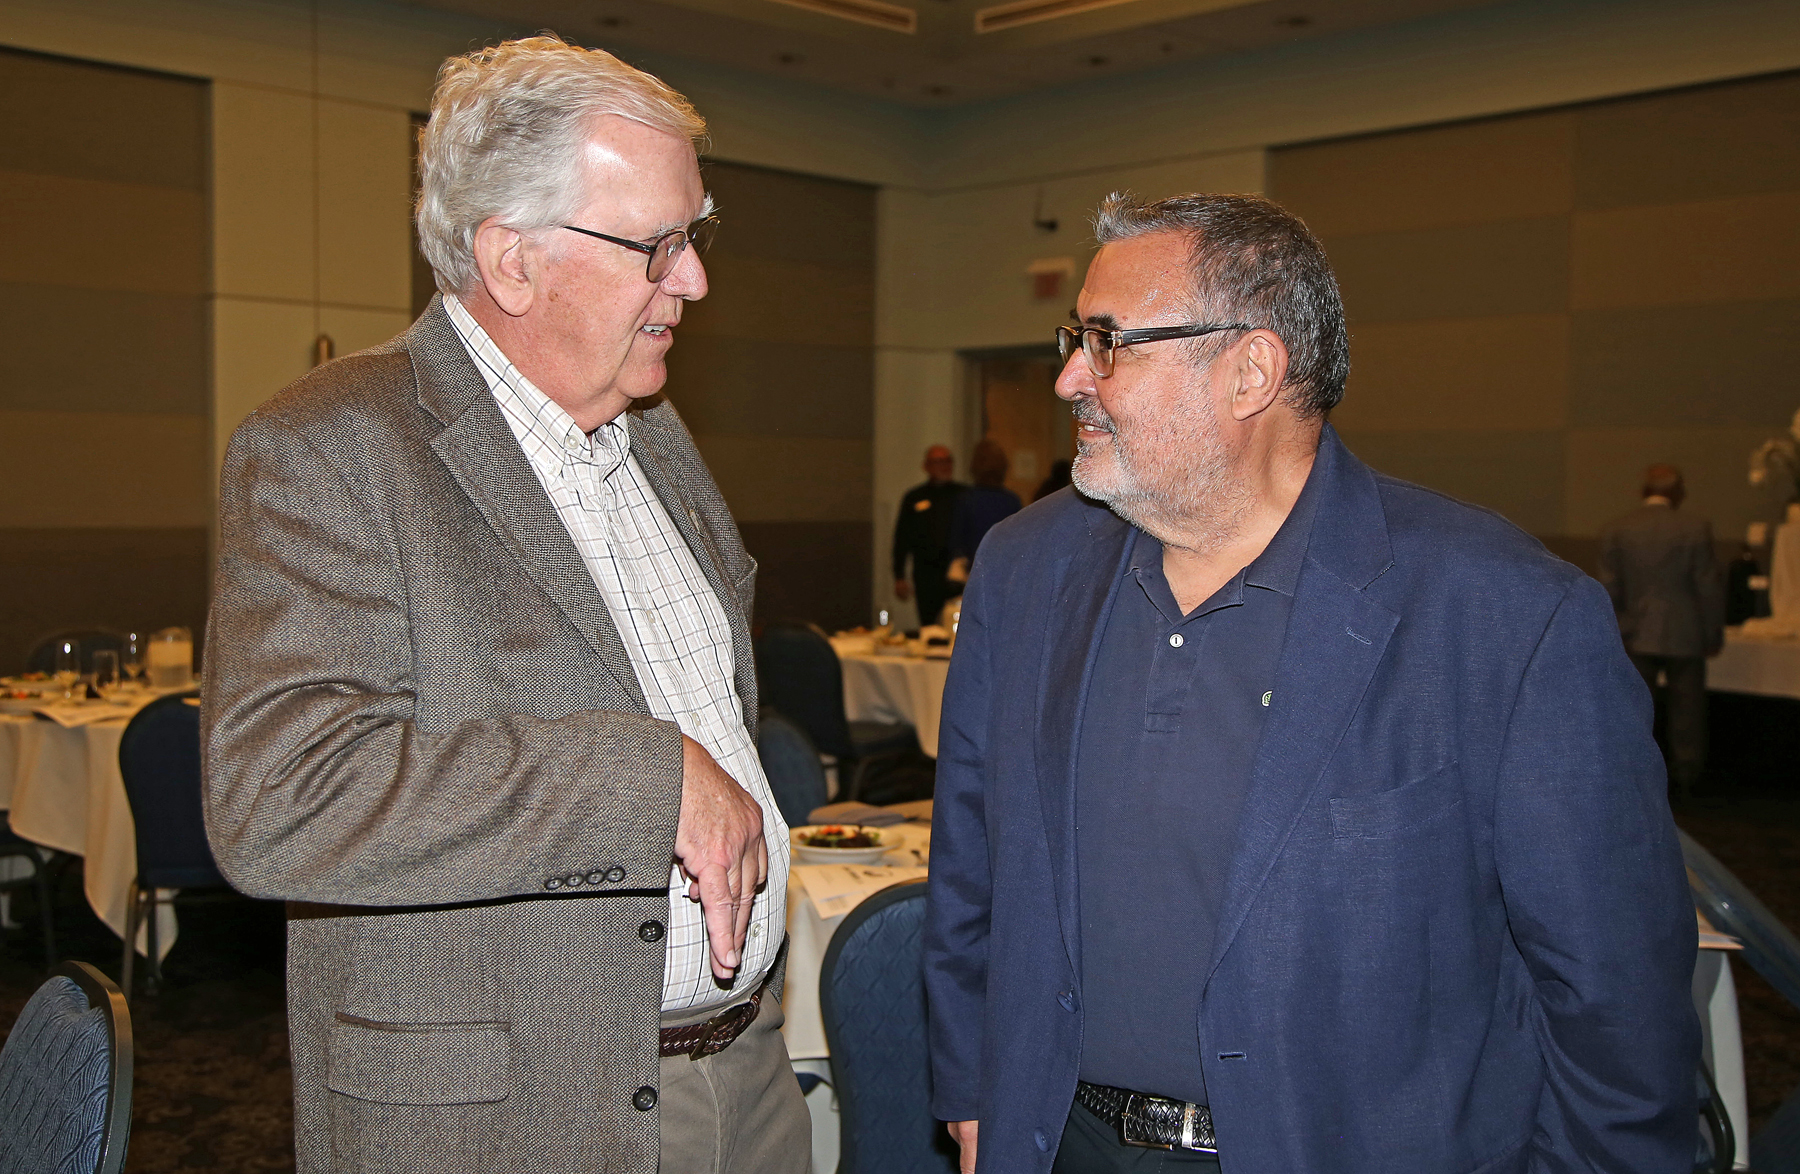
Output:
[415, 34, 708, 295]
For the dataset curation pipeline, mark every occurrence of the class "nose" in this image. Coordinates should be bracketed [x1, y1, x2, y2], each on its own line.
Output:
[1054, 349, 1093, 402]
[660, 242, 708, 300]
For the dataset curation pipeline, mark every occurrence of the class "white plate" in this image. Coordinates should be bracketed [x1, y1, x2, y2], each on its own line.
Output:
[791, 826, 891, 865]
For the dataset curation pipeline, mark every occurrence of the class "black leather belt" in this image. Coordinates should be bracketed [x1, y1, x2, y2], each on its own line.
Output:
[1075, 1081, 1217, 1154]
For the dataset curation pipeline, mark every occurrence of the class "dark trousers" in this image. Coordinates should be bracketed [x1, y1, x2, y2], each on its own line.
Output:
[913, 562, 956, 629]
[1052, 1099, 1221, 1174]
[1631, 653, 1707, 797]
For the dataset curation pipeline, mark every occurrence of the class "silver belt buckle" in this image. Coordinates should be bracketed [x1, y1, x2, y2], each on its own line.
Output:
[1118, 1092, 1217, 1154]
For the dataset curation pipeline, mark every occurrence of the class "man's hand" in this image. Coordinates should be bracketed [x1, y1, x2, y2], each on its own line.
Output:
[894, 578, 912, 601]
[674, 735, 767, 980]
[948, 1120, 978, 1174]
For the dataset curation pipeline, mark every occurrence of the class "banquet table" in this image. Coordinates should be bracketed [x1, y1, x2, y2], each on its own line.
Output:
[1709, 625, 1800, 700]
[0, 701, 179, 958]
[779, 800, 1752, 1170]
[831, 639, 950, 758]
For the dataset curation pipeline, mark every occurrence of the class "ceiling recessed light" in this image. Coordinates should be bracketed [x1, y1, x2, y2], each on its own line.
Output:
[1086, 55, 1109, 67]
[776, 51, 805, 64]
[1275, 14, 1312, 27]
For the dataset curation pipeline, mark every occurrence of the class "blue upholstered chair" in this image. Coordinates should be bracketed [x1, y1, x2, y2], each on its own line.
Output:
[117, 691, 236, 996]
[0, 960, 133, 1174]
[757, 707, 830, 830]
[1681, 829, 1800, 1173]
[820, 878, 957, 1174]
[755, 623, 915, 802]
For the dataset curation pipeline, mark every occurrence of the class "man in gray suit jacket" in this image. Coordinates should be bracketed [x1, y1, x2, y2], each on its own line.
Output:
[1598, 463, 1724, 799]
[203, 36, 807, 1174]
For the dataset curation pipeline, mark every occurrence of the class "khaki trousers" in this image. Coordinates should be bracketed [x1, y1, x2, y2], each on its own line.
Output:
[658, 998, 810, 1174]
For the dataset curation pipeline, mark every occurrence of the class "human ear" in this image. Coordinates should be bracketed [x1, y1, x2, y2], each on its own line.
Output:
[473, 218, 536, 317]
[1228, 330, 1290, 421]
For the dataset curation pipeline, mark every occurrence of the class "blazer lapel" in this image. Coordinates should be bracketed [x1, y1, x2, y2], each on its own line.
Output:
[1035, 502, 1135, 975]
[410, 299, 648, 711]
[1203, 429, 1398, 986]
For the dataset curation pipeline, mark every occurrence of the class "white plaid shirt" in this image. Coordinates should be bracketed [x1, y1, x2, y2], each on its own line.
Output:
[447, 296, 788, 1015]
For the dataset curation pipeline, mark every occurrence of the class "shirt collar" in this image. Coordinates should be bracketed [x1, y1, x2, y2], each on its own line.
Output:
[444, 295, 630, 482]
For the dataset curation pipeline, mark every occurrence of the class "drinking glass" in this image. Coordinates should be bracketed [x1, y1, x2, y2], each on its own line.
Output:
[147, 627, 194, 689]
[52, 639, 81, 699]
[121, 632, 144, 685]
[91, 650, 120, 699]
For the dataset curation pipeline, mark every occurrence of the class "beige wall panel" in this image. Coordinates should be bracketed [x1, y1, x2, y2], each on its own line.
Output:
[665, 336, 871, 440]
[0, 283, 207, 415]
[0, 170, 205, 295]
[1575, 71, 1800, 211]
[1335, 428, 1564, 536]
[1571, 298, 1800, 428]
[1571, 190, 1800, 310]
[1333, 314, 1569, 432]
[211, 82, 315, 303]
[1563, 426, 1773, 541]
[0, 409, 208, 526]
[318, 304, 411, 357]
[212, 295, 315, 465]
[692, 435, 871, 523]
[1328, 217, 1569, 324]
[871, 346, 963, 627]
[687, 255, 875, 340]
[0, 43, 206, 190]
[317, 99, 412, 311]
[1272, 111, 1573, 238]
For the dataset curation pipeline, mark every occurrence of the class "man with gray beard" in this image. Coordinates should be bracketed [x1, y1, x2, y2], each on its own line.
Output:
[922, 193, 1699, 1174]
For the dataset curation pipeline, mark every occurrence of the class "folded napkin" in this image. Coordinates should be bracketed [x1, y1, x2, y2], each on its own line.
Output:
[806, 802, 906, 827]
[33, 699, 137, 728]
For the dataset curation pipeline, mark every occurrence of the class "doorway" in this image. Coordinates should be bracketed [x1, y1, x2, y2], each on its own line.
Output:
[972, 351, 1073, 504]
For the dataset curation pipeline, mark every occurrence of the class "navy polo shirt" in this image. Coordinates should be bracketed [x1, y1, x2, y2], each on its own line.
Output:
[1074, 473, 1321, 1106]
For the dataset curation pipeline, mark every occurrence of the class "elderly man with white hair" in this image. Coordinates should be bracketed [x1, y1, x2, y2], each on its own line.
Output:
[202, 36, 807, 1174]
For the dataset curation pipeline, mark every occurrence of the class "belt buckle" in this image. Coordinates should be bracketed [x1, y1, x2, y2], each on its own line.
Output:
[687, 999, 749, 1060]
[1119, 1093, 1217, 1154]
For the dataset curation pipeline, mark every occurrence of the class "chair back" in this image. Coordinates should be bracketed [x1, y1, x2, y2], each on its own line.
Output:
[0, 960, 133, 1174]
[757, 708, 829, 829]
[25, 629, 125, 675]
[821, 880, 957, 1174]
[755, 624, 854, 761]
[1680, 828, 1800, 1011]
[119, 692, 228, 890]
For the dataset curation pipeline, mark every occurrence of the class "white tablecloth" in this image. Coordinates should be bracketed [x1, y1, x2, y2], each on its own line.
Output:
[1709, 627, 1800, 700]
[836, 651, 949, 759]
[0, 712, 176, 958]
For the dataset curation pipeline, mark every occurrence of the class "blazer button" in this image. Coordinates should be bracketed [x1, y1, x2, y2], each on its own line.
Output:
[565, 873, 584, 887]
[1057, 990, 1076, 1012]
[586, 871, 607, 885]
[633, 1086, 658, 1111]
[606, 867, 626, 882]
[1033, 1129, 1049, 1152]
[544, 877, 562, 890]
[639, 920, 666, 942]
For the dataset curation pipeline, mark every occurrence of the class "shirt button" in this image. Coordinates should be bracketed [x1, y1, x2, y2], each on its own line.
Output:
[1168, 633, 1185, 648]
[633, 1086, 658, 1111]
[639, 920, 665, 942]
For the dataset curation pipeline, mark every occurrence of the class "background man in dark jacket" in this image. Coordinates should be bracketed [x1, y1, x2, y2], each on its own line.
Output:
[893, 444, 965, 627]
[1598, 463, 1724, 800]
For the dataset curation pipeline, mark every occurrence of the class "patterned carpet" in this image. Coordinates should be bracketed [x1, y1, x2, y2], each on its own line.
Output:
[0, 752, 1795, 1170]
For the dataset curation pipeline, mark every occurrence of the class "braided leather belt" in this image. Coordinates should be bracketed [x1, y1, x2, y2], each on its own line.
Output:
[659, 982, 767, 1060]
[1076, 1081, 1217, 1154]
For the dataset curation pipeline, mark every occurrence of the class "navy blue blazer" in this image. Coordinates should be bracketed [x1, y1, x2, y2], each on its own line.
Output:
[923, 428, 1699, 1174]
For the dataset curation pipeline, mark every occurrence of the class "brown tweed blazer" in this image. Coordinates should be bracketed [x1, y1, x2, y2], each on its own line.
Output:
[202, 298, 762, 1174]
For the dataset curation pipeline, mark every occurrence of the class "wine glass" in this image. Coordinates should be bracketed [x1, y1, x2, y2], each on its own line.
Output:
[91, 650, 120, 700]
[52, 639, 80, 700]
[121, 632, 144, 687]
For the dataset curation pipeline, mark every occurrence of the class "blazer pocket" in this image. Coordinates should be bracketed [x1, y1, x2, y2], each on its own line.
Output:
[1329, 763, 1463, 840]
[327, 1013, 511, 1105]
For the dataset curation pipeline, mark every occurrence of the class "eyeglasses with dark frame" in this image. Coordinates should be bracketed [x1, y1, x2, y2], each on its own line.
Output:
[562, 214, 720, 283]
[1056, 321, 1253, 378]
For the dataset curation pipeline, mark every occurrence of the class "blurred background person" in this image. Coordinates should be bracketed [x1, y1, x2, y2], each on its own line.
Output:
[1034, 458, 1073, 503]
[892, 445, 964, 629]
[1598, 463, 1725, 801]
[947, 439, 1022, 588]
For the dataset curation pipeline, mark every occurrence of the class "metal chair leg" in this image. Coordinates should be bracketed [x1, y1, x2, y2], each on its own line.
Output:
[32, 850, 56, 970]
[120, 881, 139, 999]
[145, 890, 162, 994]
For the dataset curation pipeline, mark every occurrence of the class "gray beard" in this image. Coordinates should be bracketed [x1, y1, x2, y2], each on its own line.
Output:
[1070, 399, 1253, 553]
